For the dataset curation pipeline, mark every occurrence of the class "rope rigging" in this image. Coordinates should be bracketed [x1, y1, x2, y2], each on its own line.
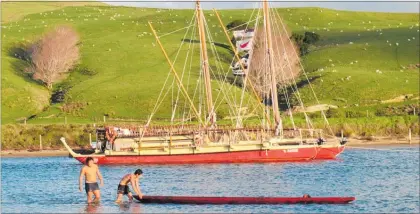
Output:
[143, 2, 336, 140]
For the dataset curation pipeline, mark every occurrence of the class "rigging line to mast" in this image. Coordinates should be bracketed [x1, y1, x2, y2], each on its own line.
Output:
[268, 11, 297, 130]
[149, 21, 205, 126]
[201, 17, 247, 127]
[158, 25, 194, 38]
[171, 15, 198, 123]
[272, 9, 326, 127]
[147, 9, 196, 126]
[236, 4, 259, 128]
[240, 5, 262, 126]
[270, 7, 314, 130]
[147, 22, 194, 128]
[203, 21, 242, 126]
[212, 8, 260, 113]
[201, 13, 251, 124]
[213, 8, 272, 129]
[182, 16, 197, 125]
[205, 8, 258, 126]
[207, 29, 256, 127]
[273, 9, 334, 136]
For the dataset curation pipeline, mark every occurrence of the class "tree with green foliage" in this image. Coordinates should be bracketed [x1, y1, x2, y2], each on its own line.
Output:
[291, 31, 320, 56]
[226, 20, 247, 30]
[303, 32, 320, 44]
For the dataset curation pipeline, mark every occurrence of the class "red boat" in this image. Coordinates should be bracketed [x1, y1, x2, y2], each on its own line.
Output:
[61, 133, 346, 165]
[133, 195, 355, 204]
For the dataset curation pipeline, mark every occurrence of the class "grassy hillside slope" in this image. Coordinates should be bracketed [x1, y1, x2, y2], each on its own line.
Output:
[1, 4, 419, 124]
[1, 0, 106, 23]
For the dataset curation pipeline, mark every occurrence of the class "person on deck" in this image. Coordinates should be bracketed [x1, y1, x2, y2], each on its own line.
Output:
[115, 169, 144, 203]
[105, 126, 117, 150]
[79, 157, 104, 203]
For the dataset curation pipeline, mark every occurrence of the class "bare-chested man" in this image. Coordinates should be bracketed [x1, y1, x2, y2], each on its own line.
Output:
[115, 169, 143, 203]
[79, 157, 104, 203]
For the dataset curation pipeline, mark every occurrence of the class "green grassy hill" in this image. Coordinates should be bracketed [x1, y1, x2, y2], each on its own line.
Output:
[1, 3, 419, 124]
[1, 0, 107, 23]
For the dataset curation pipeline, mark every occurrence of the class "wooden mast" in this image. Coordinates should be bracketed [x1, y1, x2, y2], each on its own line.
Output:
[196, 0, 215, 127]
[263, 0, 282, 135]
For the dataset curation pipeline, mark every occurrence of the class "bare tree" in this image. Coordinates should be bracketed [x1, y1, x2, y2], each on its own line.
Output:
[247, 16, 300, 98]
[27, 25, 80, 89]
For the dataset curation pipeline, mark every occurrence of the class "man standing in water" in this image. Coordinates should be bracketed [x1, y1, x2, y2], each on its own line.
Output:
[79, 157, 104, 203]
[115, 169, 143, 203]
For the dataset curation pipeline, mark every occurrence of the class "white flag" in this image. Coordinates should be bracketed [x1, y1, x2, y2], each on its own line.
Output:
[236, 38, 253, 52]
[233, 29, 255, 39]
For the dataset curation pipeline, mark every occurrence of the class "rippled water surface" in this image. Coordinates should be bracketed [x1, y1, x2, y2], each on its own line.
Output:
[1, 146, 419, 213]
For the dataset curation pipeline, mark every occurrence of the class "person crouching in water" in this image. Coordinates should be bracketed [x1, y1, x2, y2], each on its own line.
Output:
[115, 169, 144, 203]
[79, 157, 104, 203]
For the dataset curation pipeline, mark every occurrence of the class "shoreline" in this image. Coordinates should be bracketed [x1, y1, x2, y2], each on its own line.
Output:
[1, 137, 418, 158]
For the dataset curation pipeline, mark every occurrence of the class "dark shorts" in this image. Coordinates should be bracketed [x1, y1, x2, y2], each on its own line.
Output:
[85, 182, 99, 193]
[117, 184, 131, 195]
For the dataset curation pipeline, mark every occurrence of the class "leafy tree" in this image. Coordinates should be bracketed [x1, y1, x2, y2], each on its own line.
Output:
[290, 31, 320, 56]
[303, 32, 320, 44]
[226, 20, 247, 30]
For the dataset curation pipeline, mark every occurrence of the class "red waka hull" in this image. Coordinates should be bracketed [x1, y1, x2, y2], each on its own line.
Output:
[73, 145, 345, 165]
[315, 145, 345, 160]
[133, 195, 355, 204]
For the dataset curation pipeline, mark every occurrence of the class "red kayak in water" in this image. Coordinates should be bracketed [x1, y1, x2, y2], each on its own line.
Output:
[133, 195, 355, 204]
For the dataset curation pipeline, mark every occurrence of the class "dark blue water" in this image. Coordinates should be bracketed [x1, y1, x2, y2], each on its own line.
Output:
[1, 146, 419, 213]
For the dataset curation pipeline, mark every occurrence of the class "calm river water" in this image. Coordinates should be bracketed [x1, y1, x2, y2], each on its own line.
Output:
[1, 145, 419, 213]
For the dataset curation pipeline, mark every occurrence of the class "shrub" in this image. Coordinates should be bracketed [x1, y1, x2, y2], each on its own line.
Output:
[291, 31, 320, 56]
[326, 108, 345, 118]
[345, 110, 364, 118]
[303, 32, 320, 44]
[226, 20, 247, 30]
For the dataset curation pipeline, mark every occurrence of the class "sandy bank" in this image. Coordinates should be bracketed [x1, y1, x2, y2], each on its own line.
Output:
[1, 149, 70, 158]
[347, 137, 419, 146]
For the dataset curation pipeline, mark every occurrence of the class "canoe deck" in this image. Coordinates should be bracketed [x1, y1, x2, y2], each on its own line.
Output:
[133, 195, 355, 204]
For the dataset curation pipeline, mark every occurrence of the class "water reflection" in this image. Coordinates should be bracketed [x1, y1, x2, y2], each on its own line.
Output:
[116, 201, 142, 213]
[84, 203, 100, 213]
[117, 201, 131, 212]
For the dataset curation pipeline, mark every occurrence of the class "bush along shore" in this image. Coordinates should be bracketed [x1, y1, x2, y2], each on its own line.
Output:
[1, 115, 418, 150]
